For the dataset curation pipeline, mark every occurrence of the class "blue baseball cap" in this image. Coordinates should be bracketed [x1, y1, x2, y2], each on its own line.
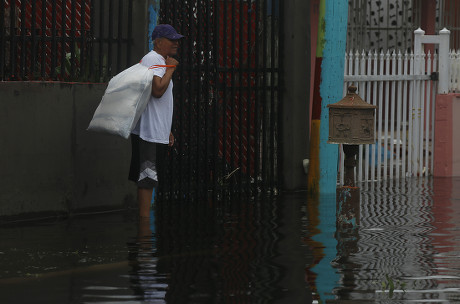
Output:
[151, 24, 184, 40]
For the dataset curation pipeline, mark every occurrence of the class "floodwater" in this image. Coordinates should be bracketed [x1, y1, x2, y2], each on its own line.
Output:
[1, 177, 460, 304]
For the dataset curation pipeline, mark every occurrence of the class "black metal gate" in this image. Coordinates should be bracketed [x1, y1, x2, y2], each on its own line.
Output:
[158, 0, 282, 200]
[0, 0, 134, 82]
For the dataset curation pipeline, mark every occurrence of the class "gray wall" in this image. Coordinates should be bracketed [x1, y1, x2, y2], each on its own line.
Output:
[0, 0, 156, 218]
[0, 82, 136, 217]
[281, 0, 310, 191]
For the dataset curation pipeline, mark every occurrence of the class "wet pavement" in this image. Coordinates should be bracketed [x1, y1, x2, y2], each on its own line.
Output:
[1, 177, 460, 303]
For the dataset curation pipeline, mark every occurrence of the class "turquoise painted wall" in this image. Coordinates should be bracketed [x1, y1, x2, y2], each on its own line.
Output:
[318, 0, 348, 193]
[148, 1, 161, 51]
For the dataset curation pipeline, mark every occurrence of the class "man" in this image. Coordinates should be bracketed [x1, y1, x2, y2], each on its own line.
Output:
[129, 24, 183, 219]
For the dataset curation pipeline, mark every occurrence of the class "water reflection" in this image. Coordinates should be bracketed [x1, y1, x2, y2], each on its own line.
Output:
[309, 177, 460, 303]
[128, 212, 167, 302]
[303, 193, 340, 302]
[125, 178, 460, 303]
[128, 196, 313, 303]
[2, 177, 460, 303]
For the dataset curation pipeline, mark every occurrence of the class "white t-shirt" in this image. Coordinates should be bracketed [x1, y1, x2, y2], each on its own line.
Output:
[132, 50, 173, 144]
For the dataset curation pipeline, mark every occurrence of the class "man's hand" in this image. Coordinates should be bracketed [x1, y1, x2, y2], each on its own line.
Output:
[169, 132, 175, 147]
[166, 56, 179, 70]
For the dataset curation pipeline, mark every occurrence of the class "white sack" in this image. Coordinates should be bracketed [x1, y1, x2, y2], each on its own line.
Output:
[87, 63, 155, 139]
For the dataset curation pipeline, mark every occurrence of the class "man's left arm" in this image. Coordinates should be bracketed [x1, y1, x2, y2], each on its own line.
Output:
[151, 57, 179, 98]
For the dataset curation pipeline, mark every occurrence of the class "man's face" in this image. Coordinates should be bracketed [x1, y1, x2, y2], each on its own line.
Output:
[157, 38, 180, 57]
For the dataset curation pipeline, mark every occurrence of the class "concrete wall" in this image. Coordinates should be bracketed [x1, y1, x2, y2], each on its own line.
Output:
[0, 82, 136, 217]
[281, 0, 310, 191]
[0, 0, 158, 218]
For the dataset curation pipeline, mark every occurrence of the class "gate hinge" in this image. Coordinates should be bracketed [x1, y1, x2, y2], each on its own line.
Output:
[430, 72, 439, 81]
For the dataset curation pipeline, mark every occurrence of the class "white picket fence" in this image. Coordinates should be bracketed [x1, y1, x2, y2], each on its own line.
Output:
[449, 50, 460, 92]
[338, 28, 457, 184]
[341, 49, 437, 183]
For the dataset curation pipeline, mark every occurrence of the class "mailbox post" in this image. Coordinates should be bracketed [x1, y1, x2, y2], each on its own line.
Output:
[327, 85, 377, 230]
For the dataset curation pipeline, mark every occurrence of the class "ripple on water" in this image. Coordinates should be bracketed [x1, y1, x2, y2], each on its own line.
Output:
[322, 178, 460, 303]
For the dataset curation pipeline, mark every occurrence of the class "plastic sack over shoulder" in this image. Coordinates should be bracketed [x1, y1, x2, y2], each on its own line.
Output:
[87, 63, 155, 139]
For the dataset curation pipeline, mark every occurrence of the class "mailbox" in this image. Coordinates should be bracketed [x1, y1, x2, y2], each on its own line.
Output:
[327, 86, 377, 145]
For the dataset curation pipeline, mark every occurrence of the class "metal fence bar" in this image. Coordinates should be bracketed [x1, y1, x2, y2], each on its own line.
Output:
[274, 0, 281, 191]
[0, 1, 5, 80]
[230, 0, 236, 192]
[270, 0, 277, 191]
[31, 0, 37, 77]
[262, 0, 268, 191]
[70, 0, 77, 79]
[127, 0, 133, 65]
[51, 0, 57, 79]
[238, 0, 244, 194]
[19, 0, 26, 79]
[173, 0, 183, 200]
[188, 0, 194, 196]
[89, 0, 95, 79]
[212, 0, 219, 197]
[254, 0, 261, 192]
[204, 0, 211, 196]
[182, 0, 190, 197]
[10, 2, 16, 78]
[197, 0, 203, 197]
[60, 0, 67, 79]
[98, 0, 105, 81]
[79, 0, 87, 77]
[107, 0, 113, 78]
[40, 0, 46, 78]
[116, 0, 123, 72]
[222, 0, 228, 195]
[246, 1, 252, 195]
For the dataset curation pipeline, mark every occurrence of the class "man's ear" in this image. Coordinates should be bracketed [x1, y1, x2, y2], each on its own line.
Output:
[156, 38, 164, 46]
[153, 38, 161, 50]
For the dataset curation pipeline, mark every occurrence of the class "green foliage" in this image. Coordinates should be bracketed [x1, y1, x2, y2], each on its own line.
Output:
[378, 274, 407, 298]
[55, 45, 108, 82]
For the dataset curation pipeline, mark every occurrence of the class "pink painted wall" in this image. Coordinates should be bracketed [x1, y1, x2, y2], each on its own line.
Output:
[434, 94, 460, 176]
[453, 99, 460, 175]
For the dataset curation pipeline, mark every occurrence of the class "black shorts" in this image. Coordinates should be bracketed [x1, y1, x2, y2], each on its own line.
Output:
[128, 134, 166, 189]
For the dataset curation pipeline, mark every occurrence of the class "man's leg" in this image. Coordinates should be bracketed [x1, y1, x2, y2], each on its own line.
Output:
[138, 187, 153, 219]
[129, 135, 159, 219]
